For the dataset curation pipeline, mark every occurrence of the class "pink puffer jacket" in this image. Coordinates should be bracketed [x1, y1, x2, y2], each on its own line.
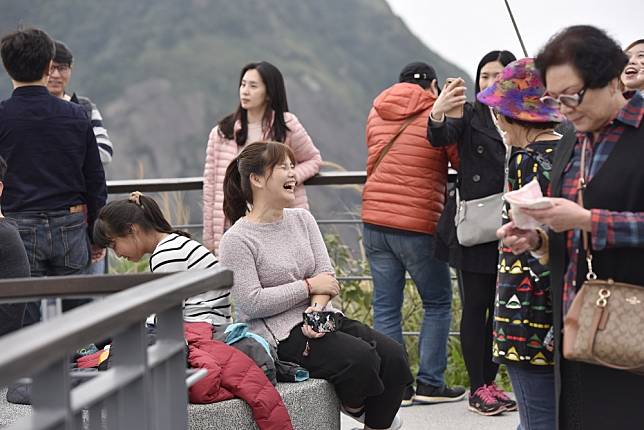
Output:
[202, 112, 322, 254]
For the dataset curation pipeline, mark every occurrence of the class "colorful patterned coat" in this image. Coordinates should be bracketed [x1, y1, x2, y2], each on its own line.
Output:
[493, 139, 558, 367]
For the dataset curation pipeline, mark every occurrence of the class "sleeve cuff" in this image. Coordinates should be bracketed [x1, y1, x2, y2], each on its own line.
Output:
[590, 209, 609, 251]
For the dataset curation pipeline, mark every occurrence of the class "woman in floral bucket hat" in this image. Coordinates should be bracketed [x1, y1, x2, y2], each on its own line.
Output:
[478, 57, 565, 430]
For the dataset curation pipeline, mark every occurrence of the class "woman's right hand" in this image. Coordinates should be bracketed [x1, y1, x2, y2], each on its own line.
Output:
[497, 221, 540, 255]
[307, 273, 340, 297]
[432, 78, 467, 120]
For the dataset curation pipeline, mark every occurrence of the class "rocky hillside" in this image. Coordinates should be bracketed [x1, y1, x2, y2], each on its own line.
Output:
[0, 0, 471, 220]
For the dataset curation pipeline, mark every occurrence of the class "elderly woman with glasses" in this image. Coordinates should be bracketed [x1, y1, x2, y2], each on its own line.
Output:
[498, 26, 644, 429]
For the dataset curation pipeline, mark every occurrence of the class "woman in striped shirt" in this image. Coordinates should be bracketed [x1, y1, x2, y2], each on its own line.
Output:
[93, 192, 230, 326]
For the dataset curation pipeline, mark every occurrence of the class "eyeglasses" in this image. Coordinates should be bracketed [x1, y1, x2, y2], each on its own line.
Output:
[540, 87, 587, 109]
[50, 63, 71, 73]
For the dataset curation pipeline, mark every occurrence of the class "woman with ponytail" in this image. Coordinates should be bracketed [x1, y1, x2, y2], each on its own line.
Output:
[202, 61, 322, 254]
[94, 192, 230, 326]
[219, 141, 412, 430]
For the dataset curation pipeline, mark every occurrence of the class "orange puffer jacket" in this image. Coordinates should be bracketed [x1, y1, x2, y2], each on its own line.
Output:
[361, 83, 459, 234]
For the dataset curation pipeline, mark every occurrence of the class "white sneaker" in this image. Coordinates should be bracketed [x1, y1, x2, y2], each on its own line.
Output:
[341, 404, 365, 423]
[349, 412, 402, 430]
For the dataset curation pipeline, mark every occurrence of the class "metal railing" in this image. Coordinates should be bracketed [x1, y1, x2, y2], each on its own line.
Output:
[0, 268, 233, 430]
[106, 171, 460, 338]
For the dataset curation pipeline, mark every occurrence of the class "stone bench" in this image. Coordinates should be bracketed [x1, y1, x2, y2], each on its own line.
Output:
[189, 378, 340, 429]
[1, 379, 340, 429]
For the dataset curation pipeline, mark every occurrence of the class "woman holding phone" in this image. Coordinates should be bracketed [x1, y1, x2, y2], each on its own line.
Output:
[218, 141, 412, 430]
[427, 50, 517, 416]
[202, 61, 322, 254]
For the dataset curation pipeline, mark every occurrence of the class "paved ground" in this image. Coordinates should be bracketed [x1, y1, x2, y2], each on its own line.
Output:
[1, 388, 519, 430]
[341, 398, 519, 430]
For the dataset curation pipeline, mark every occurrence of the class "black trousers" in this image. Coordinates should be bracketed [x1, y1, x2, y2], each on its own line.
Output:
[560, 358, 644, 429]
[278, 316, 412, 429]
[459, 270, 499, 391]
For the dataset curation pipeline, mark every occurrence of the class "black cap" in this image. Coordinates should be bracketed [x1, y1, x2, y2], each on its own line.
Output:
[399, 62, 437, 85]
[53, 41, 73, 65]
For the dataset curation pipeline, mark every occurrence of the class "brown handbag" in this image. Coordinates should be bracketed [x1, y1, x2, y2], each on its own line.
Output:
[562, 138, 644, 375]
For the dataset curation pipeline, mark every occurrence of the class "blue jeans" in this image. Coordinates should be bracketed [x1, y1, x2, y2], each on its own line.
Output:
[363, 224, 452, 387]
[86, 256, 107, 274]
[6, 210, 91, 324]
[506, 365, 556, 430]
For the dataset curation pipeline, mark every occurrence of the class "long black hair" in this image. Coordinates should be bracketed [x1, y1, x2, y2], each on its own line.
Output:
[223, 141, 296, 224]
[93, 194, 189, 248]
[218, 62, 291, 146]
[475, 50, 517, 94]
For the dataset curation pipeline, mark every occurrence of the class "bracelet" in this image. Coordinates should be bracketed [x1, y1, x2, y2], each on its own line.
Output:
[530, 228, 549, 260]
[532, 230, 544, 252]
[304, 278, 312, 295]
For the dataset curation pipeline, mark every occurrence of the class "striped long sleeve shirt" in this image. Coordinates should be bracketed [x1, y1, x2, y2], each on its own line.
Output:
[70, 93, 114, 165]
[149, 233, 231, 326]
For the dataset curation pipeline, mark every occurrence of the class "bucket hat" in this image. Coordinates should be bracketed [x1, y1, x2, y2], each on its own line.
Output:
[477, 58, 563, 123]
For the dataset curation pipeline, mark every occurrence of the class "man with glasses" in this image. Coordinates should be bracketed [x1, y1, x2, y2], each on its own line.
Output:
[48, 41, 114, 166]
[0, 28, 106, 325]
[48, 40, 113, 274]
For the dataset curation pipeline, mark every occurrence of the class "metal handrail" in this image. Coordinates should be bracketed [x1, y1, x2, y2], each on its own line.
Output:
[106, 170, 456, 194]
[103, 172, 461, 342]
[0, 268, 233, 430]
[0, 268, 230, 384]
[0, 273, 168, 303]
[107, 170, 369, 193]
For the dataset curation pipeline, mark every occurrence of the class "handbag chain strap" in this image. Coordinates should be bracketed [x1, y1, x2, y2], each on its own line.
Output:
[577, 137, 598, 281]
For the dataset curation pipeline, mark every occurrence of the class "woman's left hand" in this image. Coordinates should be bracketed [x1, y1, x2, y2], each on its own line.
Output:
[522, 198, 592, 233]
[302, 306, 325, 339]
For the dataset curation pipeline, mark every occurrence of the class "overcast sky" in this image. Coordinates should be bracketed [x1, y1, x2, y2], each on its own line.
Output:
[386, 0, 643, 79]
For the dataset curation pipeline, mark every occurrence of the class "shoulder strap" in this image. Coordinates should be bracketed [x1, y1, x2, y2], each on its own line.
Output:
[367, 111, 423, 178]
[550, 126, 577, 197]
[578, 136, 598, 281]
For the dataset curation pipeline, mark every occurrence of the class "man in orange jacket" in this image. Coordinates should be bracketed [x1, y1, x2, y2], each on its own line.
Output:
[362, 62, 464, 407]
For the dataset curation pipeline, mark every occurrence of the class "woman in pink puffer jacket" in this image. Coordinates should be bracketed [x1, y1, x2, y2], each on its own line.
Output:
[202, 61, 322, 253]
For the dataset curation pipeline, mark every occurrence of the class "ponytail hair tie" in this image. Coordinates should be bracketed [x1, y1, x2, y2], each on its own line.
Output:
[129, 191, 144, 209]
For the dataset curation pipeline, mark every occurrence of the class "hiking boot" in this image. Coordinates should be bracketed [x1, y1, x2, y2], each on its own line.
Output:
[468, 386, 505, 416]
[487, 382, 518, 411]
[414, 382, 467, 404]
[401, 385, 415, 407]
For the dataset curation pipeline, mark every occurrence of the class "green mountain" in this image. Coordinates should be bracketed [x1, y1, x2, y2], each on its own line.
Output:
[0, 0, 471, 221]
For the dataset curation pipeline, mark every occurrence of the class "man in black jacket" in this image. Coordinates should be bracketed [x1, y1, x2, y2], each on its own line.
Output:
[0, 28, 107, 324]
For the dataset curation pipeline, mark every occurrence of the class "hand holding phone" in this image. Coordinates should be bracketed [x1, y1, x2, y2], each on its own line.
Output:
[433, 78, 467, 120]
[303, 311, 341, 333]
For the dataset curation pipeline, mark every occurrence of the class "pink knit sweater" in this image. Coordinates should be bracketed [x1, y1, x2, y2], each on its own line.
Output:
[202, 112, 322, 253]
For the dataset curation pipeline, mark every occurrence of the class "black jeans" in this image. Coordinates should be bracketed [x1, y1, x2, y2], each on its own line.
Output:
[278, 316, 412, 429]
[459, 270, 499, 391]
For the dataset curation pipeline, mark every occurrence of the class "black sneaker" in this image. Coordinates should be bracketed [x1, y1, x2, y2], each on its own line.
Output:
[468, 386, 505, 416]
[401, 385, 415, 407]
[414, 382, 467, 404]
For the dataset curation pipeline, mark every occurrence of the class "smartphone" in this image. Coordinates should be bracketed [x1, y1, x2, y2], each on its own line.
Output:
[303, 311, 341, 333]
[443, 78, 465, 119]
